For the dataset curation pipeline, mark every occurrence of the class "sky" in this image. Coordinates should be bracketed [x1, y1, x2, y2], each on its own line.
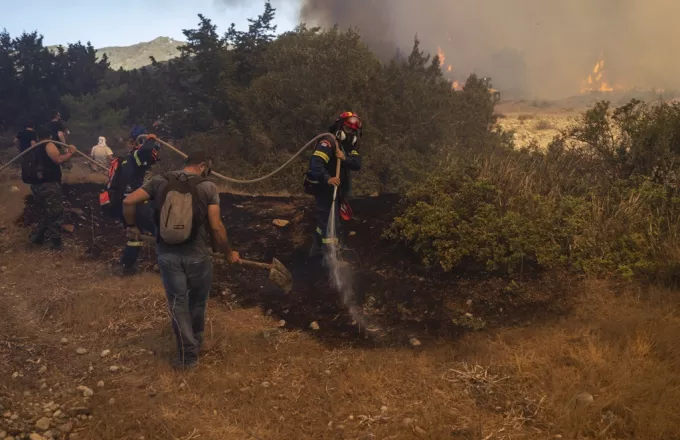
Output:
[0, 0, 299, 47]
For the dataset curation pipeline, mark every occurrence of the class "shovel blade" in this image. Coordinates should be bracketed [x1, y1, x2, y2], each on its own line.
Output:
[269, 258, 293, 294]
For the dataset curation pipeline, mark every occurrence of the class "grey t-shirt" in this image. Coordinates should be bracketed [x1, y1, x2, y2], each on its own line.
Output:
[142, 171, 220, 256]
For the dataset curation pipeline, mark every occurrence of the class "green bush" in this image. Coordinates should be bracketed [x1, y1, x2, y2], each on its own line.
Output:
[387, 123, 680, 283]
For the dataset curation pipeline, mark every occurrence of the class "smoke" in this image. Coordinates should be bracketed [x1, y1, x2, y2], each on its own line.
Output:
[296, 0, 680, 98]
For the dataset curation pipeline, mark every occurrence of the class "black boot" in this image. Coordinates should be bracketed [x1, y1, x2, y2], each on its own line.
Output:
[50, 238, 63, 251]
[30, 228, 47, 245]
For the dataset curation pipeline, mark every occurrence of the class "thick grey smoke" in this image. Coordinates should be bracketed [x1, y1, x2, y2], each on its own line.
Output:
[297, 0, 679, 99]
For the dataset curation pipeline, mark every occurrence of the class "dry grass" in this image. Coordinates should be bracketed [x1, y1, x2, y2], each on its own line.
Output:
[535, 119, 555, 130]
[2, 182, 680, 439]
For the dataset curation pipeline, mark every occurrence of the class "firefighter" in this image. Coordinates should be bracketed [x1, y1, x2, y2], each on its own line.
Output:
[304, 112, 363, 257]
[102, 126, 161, 275]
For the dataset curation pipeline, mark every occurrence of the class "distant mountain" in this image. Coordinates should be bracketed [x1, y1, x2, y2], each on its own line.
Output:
[97, 37, 184, 70]
[48, 37, 184, 70]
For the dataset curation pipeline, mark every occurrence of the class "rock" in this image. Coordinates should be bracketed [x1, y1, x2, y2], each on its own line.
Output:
[96, 381, 104, 388]
[272, 219, 289, 227]
[11, 372, 18, 379]
[100, 350, 111, 358]
[309, 321, 320, 331]
[409, 337, 422, 347]
[35, 417, 51, 430]
[402, 418, 416, 427]
[380, 406, 388, 412]
[335, 425, 345, 431]
[179, 383, 186, 390]
[109, 366, 120, 373]
[0, 432, 4, 439]
[277, 320, 286, 328]
[76, 386, 94, 398]
[75, 348, 88, 355]
[414, 426, 427, 436]
[40, 383, 47, 390]
[60, 338, 68, 345]
[68, 407, 91, 416]
[9, 414, 17, 420]
[70, 434, 80, 439]
[9, 186, 19, 193]
[349, 231, 357, 236]
[29, 434, 45, 440]
[576, 392, 594, 405]
[38, 366, 47, 374]
[52, 410, 62, 418]
[324, 370, 331, 376]
[44, 431, 54, 439]
[466, 299, 473, 306]
[107, 398, 115, 405]
[261, 381, 271, 388]
[0, 267, 6, 273]
[23, 390, 31, 397]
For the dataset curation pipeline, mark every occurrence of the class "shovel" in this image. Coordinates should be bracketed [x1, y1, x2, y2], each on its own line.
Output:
[139, 235, 293, 293]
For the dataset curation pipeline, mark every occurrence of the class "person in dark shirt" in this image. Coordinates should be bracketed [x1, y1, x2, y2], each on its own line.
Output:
[28, 126, 77, 250]
[47, 111, 67, 144]
[14, 122, 38, 152]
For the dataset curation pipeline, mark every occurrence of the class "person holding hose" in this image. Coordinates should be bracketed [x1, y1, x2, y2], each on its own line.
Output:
[304, 111, 363, 257]
[23, 126, 77, 250]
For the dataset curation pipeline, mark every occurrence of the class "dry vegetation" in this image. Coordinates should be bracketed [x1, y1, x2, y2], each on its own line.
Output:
[2, 178, 680, 440]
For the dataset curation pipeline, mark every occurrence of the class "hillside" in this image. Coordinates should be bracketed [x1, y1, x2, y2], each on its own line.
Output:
[97, 36, 183, 70]
[48, 36, 183, 70]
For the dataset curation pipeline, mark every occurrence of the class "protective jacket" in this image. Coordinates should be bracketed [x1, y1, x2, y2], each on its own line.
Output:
[305, 136, 361, 196]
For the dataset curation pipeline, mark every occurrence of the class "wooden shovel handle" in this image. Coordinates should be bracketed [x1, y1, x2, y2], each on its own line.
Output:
[138, 235, 270, 269]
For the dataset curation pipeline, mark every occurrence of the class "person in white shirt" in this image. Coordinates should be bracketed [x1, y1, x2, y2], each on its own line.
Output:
[90, 136, 114, 170]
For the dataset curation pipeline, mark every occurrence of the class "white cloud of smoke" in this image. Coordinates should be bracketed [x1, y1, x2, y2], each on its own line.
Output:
[296, 0, 679, 99]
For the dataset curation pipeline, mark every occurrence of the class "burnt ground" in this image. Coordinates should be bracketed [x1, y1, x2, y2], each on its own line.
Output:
[20, 183, 577, 347]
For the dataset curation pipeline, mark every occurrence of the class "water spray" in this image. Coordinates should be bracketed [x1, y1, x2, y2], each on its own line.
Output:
[323, 158, 379, 335]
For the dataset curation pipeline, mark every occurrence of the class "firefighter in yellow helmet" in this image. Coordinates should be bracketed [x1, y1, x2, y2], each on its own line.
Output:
[303, 112, 363, 257]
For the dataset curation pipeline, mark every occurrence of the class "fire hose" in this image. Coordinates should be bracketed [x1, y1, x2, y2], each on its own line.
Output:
[136, 133, 338, 184]
[1, 134, 339, 186]
[0, 140, 109, 175]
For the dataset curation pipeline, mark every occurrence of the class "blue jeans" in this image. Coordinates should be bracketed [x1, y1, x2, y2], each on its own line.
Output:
[157, 251, 212, 364]
[120, 202, 156, 268]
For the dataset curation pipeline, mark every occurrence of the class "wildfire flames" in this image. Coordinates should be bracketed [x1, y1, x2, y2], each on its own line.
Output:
[436, 46, 463, 91]
[581, 55, 616, 93]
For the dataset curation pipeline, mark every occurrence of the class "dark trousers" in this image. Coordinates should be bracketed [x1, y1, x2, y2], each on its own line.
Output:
[120, 203, 156, 268]
[157, 251, 213, 363]
[313, 186, 341, 249]
[31, 182, 63, 244]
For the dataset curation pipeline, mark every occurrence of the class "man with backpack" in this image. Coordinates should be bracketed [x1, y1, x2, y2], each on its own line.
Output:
[303, 111, 363, 257]
[14, 121, 37, 152]
[23, 126, 77, 250]
[122, 152, 240, 369]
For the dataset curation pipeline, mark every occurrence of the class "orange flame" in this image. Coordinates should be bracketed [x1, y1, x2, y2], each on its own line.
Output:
[437, 47, 446, 66]
[452, 80, 462, 91]
[447, 65, 452, 72]
[581, 54, 618, 93]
